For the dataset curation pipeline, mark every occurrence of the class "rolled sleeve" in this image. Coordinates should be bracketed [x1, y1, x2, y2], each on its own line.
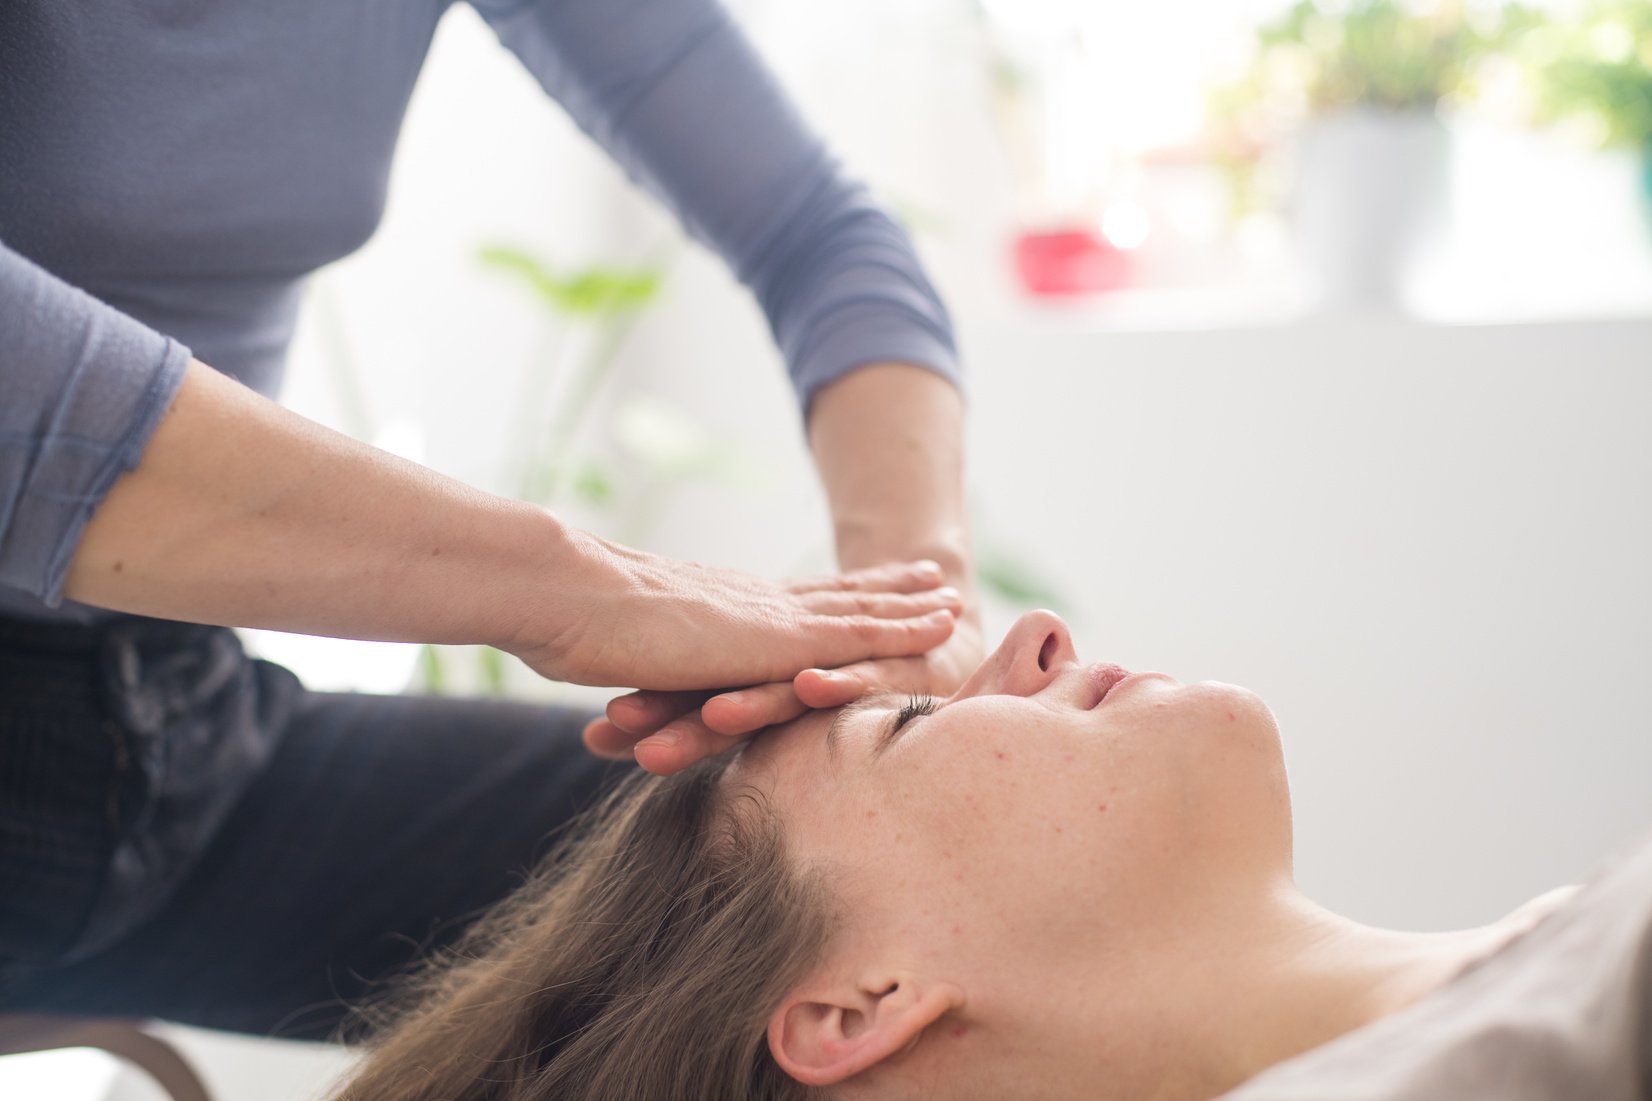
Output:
[469, 0, 962, 415]
[0, 239, 191, 605]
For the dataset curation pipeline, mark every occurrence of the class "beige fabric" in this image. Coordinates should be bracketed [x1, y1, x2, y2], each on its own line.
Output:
[1222, 830, 1652, 1100]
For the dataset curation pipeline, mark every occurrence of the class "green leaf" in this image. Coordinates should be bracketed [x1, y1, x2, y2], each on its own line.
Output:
[418, 644, 447, 695]
[572, 461, 618, 506]
[479, 646, 509, 696]
[976, 554, 1067, 611]
[478, 245, 664, 318]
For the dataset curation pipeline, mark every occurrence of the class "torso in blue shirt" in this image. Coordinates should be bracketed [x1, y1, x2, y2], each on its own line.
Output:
[3, 0, 453, 393]
[0, 0, 958, 619]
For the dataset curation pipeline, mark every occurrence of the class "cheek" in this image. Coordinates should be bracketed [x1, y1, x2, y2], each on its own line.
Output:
[876, 731, 1144, 923]
[1119, 683, 1292, 877]
[928, 691, 1288, 917]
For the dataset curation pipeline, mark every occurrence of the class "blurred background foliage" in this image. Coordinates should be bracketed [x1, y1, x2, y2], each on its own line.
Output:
[1211, 0, 1649, 134]
[1206, 0, 1652, 220]
[1502, 0, 1652, 150]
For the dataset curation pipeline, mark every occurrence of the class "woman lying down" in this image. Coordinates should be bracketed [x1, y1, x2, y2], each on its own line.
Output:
[327, 611, 1650, 1101]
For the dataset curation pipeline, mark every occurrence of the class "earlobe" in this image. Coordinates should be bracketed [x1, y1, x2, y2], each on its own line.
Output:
[768, 972, 965, 1087]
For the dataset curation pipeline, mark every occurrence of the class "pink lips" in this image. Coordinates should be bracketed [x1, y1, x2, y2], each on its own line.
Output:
[1086, 663, 1131, 708]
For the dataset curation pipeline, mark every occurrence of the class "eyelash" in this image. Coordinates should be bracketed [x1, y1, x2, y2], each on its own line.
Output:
[892, 694, 939, 734]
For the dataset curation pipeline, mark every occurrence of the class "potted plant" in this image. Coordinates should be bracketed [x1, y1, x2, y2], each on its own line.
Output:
[1215, 0, 1485, 307]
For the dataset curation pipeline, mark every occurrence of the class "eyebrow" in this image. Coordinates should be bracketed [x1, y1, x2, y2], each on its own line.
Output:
[824, 690, 902, 762]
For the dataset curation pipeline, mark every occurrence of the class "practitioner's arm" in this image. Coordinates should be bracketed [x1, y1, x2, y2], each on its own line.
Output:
[65, 359, 960, 690]
[726, 361, 982, 715]
[792, 360, 983, 692]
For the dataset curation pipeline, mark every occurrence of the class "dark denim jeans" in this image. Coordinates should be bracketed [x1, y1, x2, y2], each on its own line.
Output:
[0, 612, 623, 1042]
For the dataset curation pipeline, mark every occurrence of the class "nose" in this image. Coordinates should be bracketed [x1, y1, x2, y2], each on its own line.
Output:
[951, 609, 1078, 702]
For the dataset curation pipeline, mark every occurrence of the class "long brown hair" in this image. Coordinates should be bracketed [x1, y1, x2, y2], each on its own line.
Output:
[327, 756, 831, 1101]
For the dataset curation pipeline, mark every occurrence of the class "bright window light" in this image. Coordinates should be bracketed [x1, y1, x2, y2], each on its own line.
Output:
[0, 1049, 123, 1101]
[1102, 202, 1152, 249]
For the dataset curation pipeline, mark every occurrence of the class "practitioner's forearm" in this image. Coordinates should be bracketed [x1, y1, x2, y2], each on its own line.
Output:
[65, 358, 567, 647]
[808, 363, 974, 600]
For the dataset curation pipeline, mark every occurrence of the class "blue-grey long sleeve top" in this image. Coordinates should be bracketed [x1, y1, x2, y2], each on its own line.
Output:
[0, 0, 960, 621]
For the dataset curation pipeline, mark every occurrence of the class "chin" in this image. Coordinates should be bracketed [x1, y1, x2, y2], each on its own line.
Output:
[1194, 681, 1280, 736]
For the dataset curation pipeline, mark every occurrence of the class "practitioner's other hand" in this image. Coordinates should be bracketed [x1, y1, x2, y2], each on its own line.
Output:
[510, 531, 960, 694]
[585, 604, 983, 776]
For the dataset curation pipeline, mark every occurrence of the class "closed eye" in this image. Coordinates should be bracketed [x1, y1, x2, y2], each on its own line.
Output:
[875, 694, 938, 756]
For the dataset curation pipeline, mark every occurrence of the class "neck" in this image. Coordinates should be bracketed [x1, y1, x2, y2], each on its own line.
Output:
[1186, 882, 1529, 1099]
[934, 879, 1565, 1101]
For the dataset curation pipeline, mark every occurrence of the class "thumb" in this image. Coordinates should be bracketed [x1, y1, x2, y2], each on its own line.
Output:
[793, 667, 867, 709]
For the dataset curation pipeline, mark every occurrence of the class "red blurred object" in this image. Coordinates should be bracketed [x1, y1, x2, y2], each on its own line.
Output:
[1012, 227, 1130, 297]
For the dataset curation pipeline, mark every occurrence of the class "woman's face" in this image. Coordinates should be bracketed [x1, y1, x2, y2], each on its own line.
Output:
[731, 610, 1294, 1095]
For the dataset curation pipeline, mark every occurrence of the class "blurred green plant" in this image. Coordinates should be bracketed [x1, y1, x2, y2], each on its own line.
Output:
[478, 246, 665, 509]
[975, 549, 1067, 612]
[1500, 0, 1652, 151]
[1254, 0, 1480, 114]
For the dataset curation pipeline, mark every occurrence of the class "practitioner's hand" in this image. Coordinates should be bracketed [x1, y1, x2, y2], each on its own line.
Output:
[585, 606, 983, 775]
[508, 531, 961, 691]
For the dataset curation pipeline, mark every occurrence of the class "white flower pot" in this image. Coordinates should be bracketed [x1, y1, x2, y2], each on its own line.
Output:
[1292, 107, 1450, 310]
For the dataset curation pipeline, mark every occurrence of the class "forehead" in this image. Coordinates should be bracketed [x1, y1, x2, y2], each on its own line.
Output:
[743, 689, 916, 766]
[727, 707, 831, 784]
[729, 692, 981, 822]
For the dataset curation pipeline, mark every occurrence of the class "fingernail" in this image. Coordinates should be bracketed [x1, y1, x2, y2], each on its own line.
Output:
[937, 586, 961, 601]
[814, 670, 846, 684]
[914, 559, 942, 575]
[643, 730, 681, 749]
[718, 692, 745, 706]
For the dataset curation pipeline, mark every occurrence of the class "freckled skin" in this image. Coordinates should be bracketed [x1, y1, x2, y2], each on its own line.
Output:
[729, 610, 1290, 1101]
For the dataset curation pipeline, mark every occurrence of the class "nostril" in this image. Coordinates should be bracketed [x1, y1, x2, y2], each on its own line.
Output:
[1037, 632, 1059, 672]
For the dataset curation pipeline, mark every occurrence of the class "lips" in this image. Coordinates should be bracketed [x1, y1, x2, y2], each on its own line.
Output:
[1086, 663, 1132, 708]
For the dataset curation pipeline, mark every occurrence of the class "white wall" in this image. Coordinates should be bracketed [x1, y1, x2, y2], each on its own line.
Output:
[959, 314, 1652, 930]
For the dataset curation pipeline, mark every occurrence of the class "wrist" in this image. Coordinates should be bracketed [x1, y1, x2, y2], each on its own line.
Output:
[835, 526, 974, 591]
[495, 507, 646, 667]
[493, 504, 587, 653]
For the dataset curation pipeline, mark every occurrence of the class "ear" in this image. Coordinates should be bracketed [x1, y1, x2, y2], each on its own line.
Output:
[767, 970, 965, 1087]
